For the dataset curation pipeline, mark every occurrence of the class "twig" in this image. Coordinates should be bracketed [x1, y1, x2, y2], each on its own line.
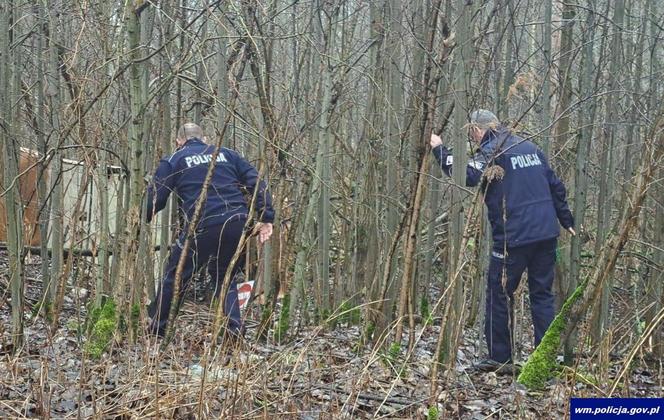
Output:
[609, 305, 664, 396]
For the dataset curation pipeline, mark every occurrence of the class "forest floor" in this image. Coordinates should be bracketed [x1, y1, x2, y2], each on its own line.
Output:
[1, 252, 662, 419]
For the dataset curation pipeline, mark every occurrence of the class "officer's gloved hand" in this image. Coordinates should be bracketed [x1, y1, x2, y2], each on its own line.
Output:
[254, 222, 273, 244]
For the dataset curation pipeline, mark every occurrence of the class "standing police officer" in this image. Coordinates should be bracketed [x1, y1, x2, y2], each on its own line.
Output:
[146, 123, 274, 339]
[430, 110, 575, 373]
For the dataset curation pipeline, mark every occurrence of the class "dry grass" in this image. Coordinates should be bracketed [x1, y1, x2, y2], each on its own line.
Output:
[1, 257, 662, 418]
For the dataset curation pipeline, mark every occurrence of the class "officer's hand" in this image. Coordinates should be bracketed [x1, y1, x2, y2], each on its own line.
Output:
[430, 133, 443, 148]
[255, 222, 273, 244]
[567, 227, 576, 236]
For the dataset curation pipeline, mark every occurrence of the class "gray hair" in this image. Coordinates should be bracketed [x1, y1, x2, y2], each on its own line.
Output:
[469, 109, 500, 130]
[177, 123, 204, 141]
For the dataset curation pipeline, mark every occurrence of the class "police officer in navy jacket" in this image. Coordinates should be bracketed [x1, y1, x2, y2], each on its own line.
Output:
[430, 110, 575, 372]
[146, 123, 274, 339]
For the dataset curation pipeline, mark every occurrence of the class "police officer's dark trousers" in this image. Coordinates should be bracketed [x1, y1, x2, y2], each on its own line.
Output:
[485, 238, 557, 363]
[149, 216, 246, 337]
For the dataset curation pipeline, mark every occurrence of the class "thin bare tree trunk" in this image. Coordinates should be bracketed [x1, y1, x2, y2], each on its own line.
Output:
[555, 0, 576, 363]
[440, 0, 472, 367]
[592, 0, 624, 342]
[115, 1, 149, 342]
[394, 0, 445, 349]
[380, 0, 404, 331]
[644, 0, 662, 356]
[568, 0, 596, 354]
[46, 2, 64, 309]
[216, 3, 229, 146]
[34, 1, 52, 310]
[1, 0, 24, 351]
[540, 0, 553, 156]
[498, 0, 515, 119]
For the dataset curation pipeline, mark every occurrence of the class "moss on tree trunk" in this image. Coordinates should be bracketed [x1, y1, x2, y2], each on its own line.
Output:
[517, 281, 586, 389]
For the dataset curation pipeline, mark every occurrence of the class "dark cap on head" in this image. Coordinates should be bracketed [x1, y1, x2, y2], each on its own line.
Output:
[469, 109, 500, 130]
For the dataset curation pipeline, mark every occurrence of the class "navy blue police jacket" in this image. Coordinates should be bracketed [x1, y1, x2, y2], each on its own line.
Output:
[432, 127, 574, 247]
[146, 138, 274, 228]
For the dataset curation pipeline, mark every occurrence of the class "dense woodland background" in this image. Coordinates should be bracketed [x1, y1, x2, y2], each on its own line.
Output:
[0, 0, 663, 418]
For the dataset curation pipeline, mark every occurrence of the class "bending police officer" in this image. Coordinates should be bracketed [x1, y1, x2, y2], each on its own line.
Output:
[146, 123, 274, 339]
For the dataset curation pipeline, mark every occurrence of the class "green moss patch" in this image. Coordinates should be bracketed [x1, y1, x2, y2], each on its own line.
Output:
[517, 281, 585, 389]
[85, 300, 117, 359]
[427, 405, 439, 420]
